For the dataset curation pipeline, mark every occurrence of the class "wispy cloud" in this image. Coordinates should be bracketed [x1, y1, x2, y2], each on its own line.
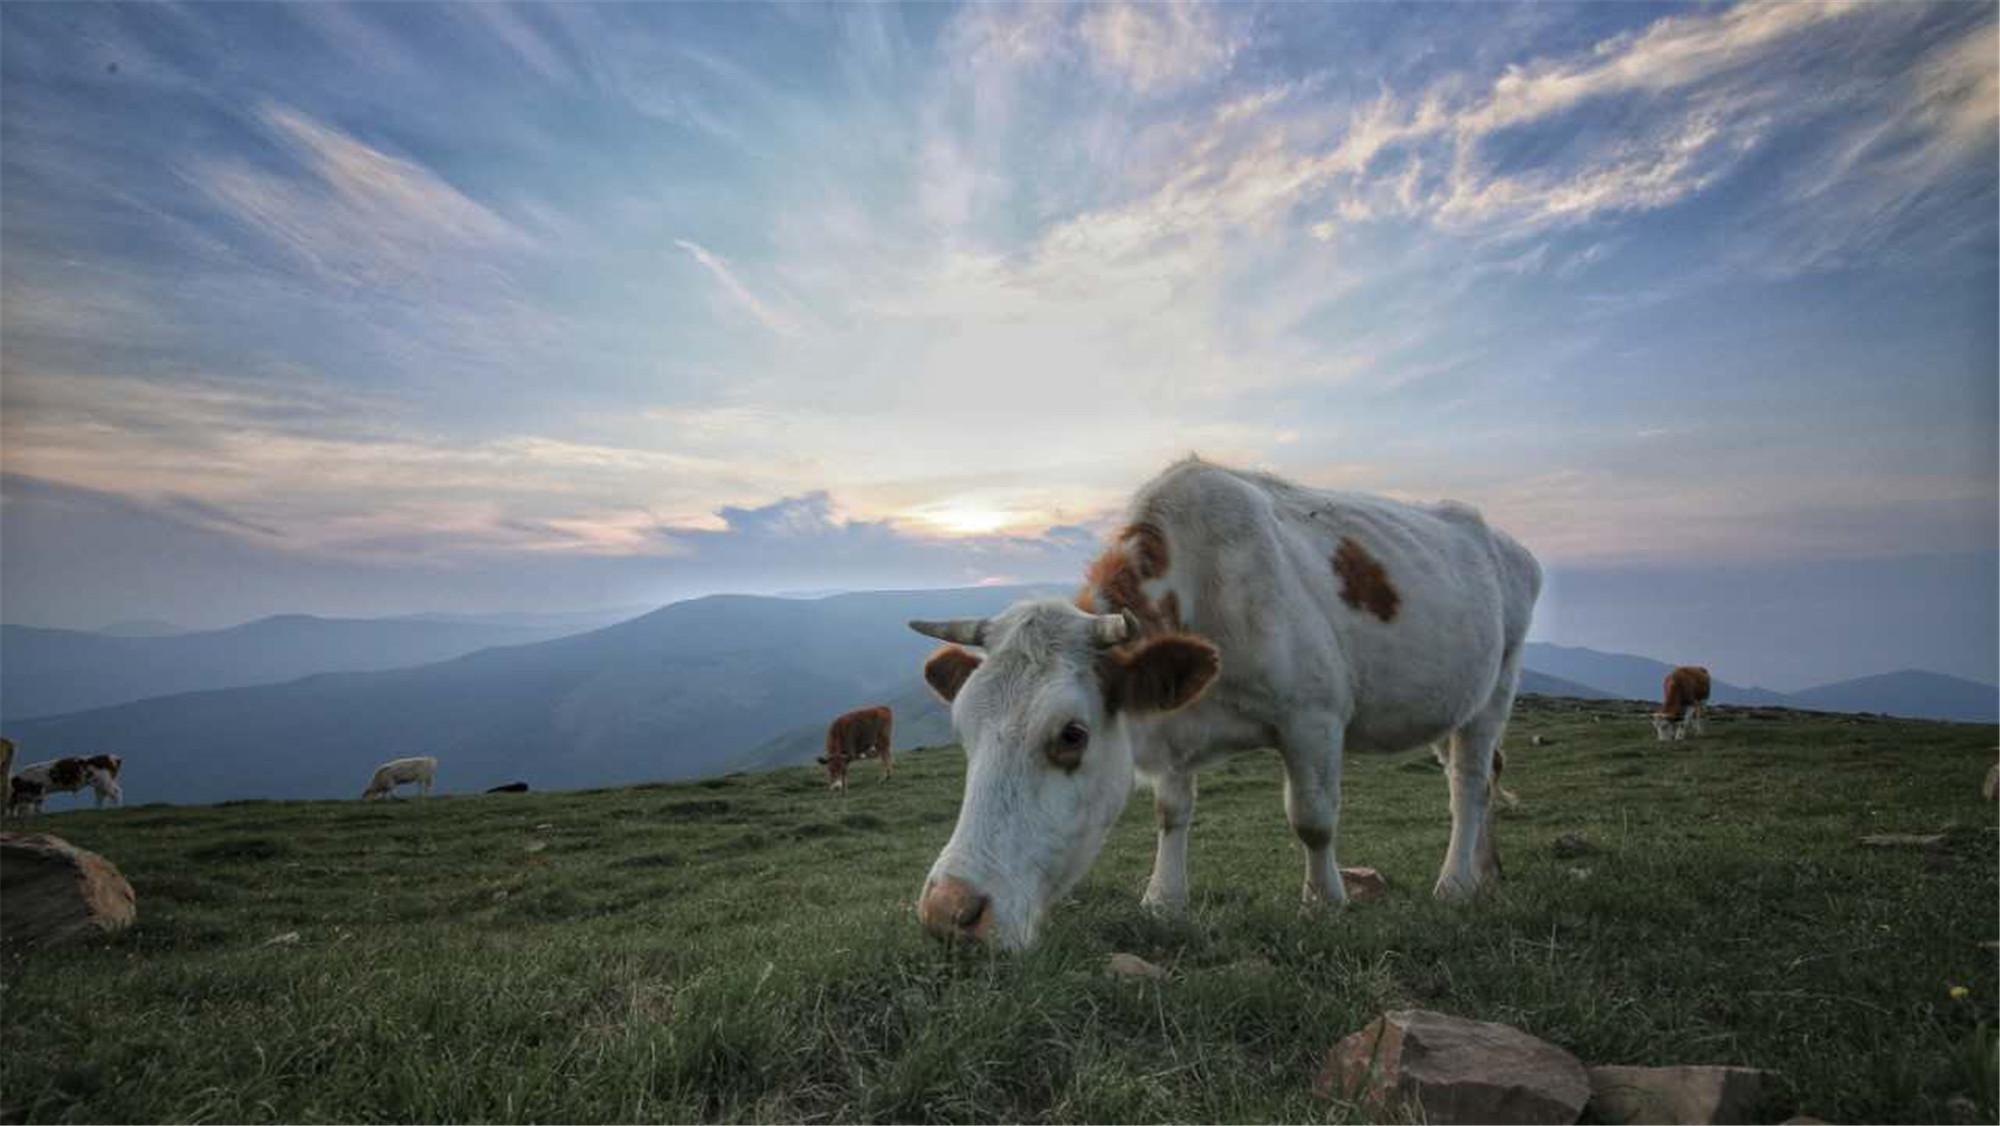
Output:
[673, 239, 803, 337]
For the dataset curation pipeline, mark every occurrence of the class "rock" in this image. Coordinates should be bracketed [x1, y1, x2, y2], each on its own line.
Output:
[523, 840, 547, 853]
[1315, 1008, 1590, 1124]
[1530, 734, 1549, 747]
[1946, 1094, 1980, 1124]
[1857, 833, 1945, 849]
[1551, 832, 1597, 859]
[1587, 1064, 1771, 1124]
[1105, 952, 1167, 980]
[0, 832, 136, 946]
[264, 930, 301, 947]
[1341, 866, 1390, 902]
[1983, 762, 1997, 801]
[1566, 867, 1593, 881]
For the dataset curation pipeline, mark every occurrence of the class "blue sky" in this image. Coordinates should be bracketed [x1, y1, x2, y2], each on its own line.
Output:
[1, 2, 1994, 688]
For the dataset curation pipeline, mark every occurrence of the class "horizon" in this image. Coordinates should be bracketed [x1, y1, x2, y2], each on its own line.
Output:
[3, 2, 1995, 693]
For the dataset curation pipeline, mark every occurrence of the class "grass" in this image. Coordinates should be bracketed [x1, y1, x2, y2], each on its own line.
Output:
[2, 698, 1995, 1123]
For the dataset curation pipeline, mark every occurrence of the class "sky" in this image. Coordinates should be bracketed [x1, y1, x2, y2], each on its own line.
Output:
[1, 1, 1995, 689]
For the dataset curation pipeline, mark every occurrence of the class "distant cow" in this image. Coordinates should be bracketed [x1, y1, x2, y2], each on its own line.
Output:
[485, 781, 530, 794]
[818, 706, 893, 792]
[13, 756, 99, 810]
[1653, 666, 1711, 742]
[82, 753, 123, 807]
[362, 756, 437, 800]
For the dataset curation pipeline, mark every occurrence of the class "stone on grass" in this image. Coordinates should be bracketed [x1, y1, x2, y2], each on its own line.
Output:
[1551, 832, 1597, 859]
[1341, 866, 1389, 902]
[1587, 1064, 1770, 1125]
[264, 930, 301, 947]
[1105, 952, 1167, 980]
[1857, 833, 1945, 849]
[0, 832, 136, 946]
[1315, 1008, 1589, 1125]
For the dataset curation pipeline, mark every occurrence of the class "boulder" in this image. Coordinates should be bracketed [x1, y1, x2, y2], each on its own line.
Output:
[0, 832, 136, 945]
[1316, 1009, 1590, 1124]
[1105, 952, 1167, 980]
[1587, 1064, 1771, 1124]
[1341, 866, 1390, 902]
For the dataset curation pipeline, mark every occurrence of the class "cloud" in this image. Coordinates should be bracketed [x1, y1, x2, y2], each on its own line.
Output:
[1079, 2, 1240, 94]
[674, 239, 802, 337]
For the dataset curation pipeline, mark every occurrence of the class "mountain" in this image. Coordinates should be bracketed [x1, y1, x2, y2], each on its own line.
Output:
[3, 586, 1054, 804]
[1517, 669, 1615, 700]
[1, 613, 619, 720]
[95, 618, 190, 638]
[1788, 670, 1998, 723]
[1521, 643, 1794, 706]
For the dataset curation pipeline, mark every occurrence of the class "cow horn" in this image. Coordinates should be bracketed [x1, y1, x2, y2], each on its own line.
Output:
[908, 618, 988, 646]
[1092, 610, 1138, 646]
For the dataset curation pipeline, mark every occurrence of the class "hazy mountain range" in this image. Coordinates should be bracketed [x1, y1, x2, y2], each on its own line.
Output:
[2, 587, 1991, 805]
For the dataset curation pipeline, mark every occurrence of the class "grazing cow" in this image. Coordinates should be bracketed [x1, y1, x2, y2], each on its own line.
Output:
[1652, 666, 1711, 742]
[362, 756, 437, 800]
[485, 781, 530, 794]
[908, 458, 1541, 949]
[13, 757, 98, 811]
[6, 776, 46, 817]
[82, 753, 123, 807]
[818, 706, 894, 792]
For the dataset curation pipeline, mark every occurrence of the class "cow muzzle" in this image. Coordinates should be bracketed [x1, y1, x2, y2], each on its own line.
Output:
[918, 875, 992, 943]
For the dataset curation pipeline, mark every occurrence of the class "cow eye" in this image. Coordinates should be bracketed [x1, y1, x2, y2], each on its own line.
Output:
[1048, 721, 1089, 768]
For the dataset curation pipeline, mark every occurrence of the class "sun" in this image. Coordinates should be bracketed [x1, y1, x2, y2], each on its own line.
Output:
[922, 505, 1012, 536]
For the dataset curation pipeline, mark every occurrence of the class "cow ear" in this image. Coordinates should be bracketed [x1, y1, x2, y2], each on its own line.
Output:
[923, 646, 982, 702]
[1111, 635, 1219, 715]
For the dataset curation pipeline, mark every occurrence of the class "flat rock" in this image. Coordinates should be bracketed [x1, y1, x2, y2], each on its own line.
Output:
[1105, 952, 1167, 980]
[1316, 1008, 1589, 1124]
[0, 832, 136, 946]
[1587, 1064, 1771, 1124]
[1552, 832, 1597, 859]
[1857, 833, 1945, 849]
[1341, 866, 1389, 902]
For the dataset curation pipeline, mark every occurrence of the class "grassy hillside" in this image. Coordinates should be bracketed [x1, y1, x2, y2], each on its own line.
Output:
[2, 700, 1994, 1123]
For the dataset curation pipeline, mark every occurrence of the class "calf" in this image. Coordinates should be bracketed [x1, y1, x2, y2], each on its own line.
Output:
[1652, 666, 1711, 742]
[362, 755, 437, 800]
[908, 458, 1540, 949]
[818, 706, 894, 792]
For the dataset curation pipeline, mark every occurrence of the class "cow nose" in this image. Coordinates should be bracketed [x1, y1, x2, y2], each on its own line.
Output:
[918, 875, 992, 942]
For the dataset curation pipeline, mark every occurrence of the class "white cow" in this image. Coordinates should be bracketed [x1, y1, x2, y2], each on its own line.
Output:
[909, 458, 1541, 949]
[11, 756, 101, 813]
[362, 756, 437, 800]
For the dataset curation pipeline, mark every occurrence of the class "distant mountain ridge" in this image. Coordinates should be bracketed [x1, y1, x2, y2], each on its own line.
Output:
[4, 587, 1990, 806]
[1787, 670, 1996, 723]
[0, 613, 620, 720]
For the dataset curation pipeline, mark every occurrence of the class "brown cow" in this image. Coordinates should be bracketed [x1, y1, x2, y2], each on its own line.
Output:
[818, 706, 894, 793]
[1652, 666, 1711, 742]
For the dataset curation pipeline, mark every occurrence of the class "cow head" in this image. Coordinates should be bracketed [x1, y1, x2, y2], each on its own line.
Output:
[908, 599, 1218, 950]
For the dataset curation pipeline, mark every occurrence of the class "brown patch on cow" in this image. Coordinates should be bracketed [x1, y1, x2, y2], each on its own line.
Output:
[84, 754, 121, 778]
[1295, 824, 1332, 851]
[1659, 666, 1711, 720]
[1332, 538, 1400, 623]
[48, 758, 86, 789]
[1077, 521, 1183, 636]
[923, 647, 982, 703]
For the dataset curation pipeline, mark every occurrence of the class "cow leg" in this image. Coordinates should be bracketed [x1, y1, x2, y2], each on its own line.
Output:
[1140, 770, 1196, 912]
[1279, 715, 1347, 907]
[1436, 671, 1518, 900]
[881, 746, 893, 780]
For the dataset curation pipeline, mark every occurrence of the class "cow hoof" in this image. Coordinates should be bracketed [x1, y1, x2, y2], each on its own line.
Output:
[1431, 875, 1483, 903]
[1140, 887, 1186, 915]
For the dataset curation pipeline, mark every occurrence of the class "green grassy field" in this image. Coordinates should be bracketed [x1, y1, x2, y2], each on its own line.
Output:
[3, 698, 1995, 1124]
